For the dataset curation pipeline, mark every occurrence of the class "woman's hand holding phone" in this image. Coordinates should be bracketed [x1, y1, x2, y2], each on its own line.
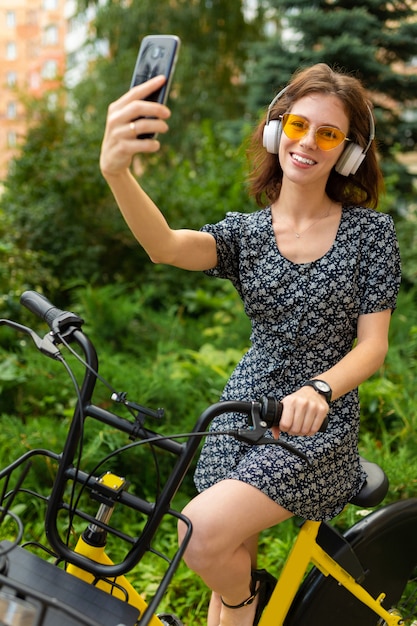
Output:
[101, 35, 179, 177]
[129, 34, 180, 139]
[100, 76, 171, 178]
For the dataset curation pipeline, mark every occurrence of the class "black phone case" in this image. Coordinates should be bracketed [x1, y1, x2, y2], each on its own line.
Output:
[130, 35, 180, 105]
[130, 35, 180, 139]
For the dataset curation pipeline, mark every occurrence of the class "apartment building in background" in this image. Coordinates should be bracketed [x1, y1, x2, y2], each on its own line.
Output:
[0, 0, 100, 180]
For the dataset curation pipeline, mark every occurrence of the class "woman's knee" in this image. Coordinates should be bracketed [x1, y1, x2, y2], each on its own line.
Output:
[178, 499, 225, 573]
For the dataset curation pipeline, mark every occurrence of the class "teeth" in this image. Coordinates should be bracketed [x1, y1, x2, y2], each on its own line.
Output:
[292, 154, 315, 165]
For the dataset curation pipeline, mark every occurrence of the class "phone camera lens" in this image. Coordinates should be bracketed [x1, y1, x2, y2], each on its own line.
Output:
[151, 46, 162, 59]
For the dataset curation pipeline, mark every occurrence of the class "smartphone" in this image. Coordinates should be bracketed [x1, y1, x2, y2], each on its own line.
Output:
[130, 34, 180, 139]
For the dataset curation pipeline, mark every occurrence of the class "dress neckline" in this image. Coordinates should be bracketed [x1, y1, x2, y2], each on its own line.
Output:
[267, 205, 345, 267]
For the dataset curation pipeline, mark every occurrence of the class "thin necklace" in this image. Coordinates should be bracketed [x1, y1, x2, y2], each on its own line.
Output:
[283, 199, 333, 239]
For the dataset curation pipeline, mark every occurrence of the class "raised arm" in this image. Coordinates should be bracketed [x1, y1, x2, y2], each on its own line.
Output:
[100, 75, 217, 271]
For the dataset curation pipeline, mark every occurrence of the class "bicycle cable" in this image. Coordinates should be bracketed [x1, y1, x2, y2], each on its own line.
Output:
[53, 350, 89, 552]
[56, 331, 165, 501]
[48, 327, 186, 561]
[56, 331, 152, 417]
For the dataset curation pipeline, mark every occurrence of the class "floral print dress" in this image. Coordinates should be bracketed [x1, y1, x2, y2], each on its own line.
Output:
[193, 206, 401, 521]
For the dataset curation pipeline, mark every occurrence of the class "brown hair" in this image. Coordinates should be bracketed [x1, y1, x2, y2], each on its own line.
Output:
[247, 63, 383, 209]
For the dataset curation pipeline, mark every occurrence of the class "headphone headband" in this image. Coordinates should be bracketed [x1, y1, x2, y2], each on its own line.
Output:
[265, 86, 289, 125]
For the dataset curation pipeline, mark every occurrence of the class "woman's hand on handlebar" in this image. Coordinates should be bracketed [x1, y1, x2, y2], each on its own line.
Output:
[273, 387, 329, 438]
[100, 76, 171, 177]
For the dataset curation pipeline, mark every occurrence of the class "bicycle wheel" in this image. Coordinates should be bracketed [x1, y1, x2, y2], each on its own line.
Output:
[387, 564, 417, 626]
[283, 498, 417, 625]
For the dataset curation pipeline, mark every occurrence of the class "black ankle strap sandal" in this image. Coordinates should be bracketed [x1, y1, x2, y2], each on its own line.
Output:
[221, 569, 277, 625]
[221, 578, 259, 609]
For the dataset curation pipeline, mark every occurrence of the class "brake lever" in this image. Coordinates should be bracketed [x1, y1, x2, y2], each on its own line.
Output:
[230, 400, 310, 464]
[0, 320, 61, 359]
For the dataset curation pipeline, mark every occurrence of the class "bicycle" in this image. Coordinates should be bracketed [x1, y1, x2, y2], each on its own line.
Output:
[0, 290, 416, 626]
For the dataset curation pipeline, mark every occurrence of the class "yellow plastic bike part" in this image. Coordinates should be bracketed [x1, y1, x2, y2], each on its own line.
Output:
[67, 535, 164, 626]
[66, 471, 164, 626]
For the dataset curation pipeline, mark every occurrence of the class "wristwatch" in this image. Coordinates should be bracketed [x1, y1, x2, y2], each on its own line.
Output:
[303, 379, 332, 404]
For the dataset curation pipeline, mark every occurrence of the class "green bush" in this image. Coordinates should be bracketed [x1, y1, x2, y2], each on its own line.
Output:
[1, 280, 417, 625]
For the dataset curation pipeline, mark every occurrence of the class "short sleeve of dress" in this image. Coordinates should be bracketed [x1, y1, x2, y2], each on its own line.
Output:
[200, 212, 243, 290]
[359, 212, 401, 315]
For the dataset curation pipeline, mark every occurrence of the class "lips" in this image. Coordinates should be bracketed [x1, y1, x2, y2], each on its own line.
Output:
[291, 152, 316, 166]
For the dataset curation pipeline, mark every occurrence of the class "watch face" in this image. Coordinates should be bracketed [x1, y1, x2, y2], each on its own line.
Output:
[315, 381, 330, 393]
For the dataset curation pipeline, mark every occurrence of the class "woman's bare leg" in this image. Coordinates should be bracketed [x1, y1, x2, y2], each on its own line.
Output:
[207, 533, 259, 626]
[178, 480, 292, 626]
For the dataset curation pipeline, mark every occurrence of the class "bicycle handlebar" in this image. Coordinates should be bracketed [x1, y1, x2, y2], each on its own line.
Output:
[0, 290, 328, 580]
[21, 290, 84, 334]
[19, 290, 327, 433]
[17, 291, 327, 441]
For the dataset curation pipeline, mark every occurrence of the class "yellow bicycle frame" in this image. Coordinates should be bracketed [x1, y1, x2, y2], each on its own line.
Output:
[259, 519, 403, 626]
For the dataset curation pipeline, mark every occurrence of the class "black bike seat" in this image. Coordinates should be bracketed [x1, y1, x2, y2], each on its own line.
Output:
[349, 457, 389, 508]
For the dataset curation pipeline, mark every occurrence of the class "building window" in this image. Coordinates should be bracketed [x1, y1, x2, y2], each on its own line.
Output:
[6, 42, 17, 60]
[7, 131, 17, 148]
[7, 71, 17, 87]
[42, 59, 58, 79]
[26, 40, 38, 58]
[7, 102, 17, 119]
[43, 0, 58, 9]
[6, 11, 16, 28]
[44, 24, 59, 46]
[46, 93, 58, 110]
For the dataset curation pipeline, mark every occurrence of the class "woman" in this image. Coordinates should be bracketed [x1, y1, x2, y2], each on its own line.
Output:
[100, 63, 401, 626]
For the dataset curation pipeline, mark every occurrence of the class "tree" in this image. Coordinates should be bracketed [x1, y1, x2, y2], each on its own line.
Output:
[0, 96, 252, 306]
[75, 0, 264, 150]
[6, 0, 417, 307]
[245, 0, 417, 203]
[0, 98, 127, 304]
[0, 1, 263, 305]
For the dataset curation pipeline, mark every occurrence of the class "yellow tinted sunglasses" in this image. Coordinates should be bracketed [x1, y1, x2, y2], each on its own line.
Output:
[281, 113, 351, 151]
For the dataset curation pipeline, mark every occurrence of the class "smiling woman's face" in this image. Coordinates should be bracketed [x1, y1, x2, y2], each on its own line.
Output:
[278, 93, 350, 186]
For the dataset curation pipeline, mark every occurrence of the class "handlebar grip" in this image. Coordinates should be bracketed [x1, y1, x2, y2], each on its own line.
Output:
[20, 291, 84, 332]
[261, 396, 328, 432]
[21, 291, 65, 326]
[261, 396, 283, 428]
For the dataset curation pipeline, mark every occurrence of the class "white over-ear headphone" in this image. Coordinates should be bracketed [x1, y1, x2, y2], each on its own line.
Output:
[262, 86, 375, 177]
